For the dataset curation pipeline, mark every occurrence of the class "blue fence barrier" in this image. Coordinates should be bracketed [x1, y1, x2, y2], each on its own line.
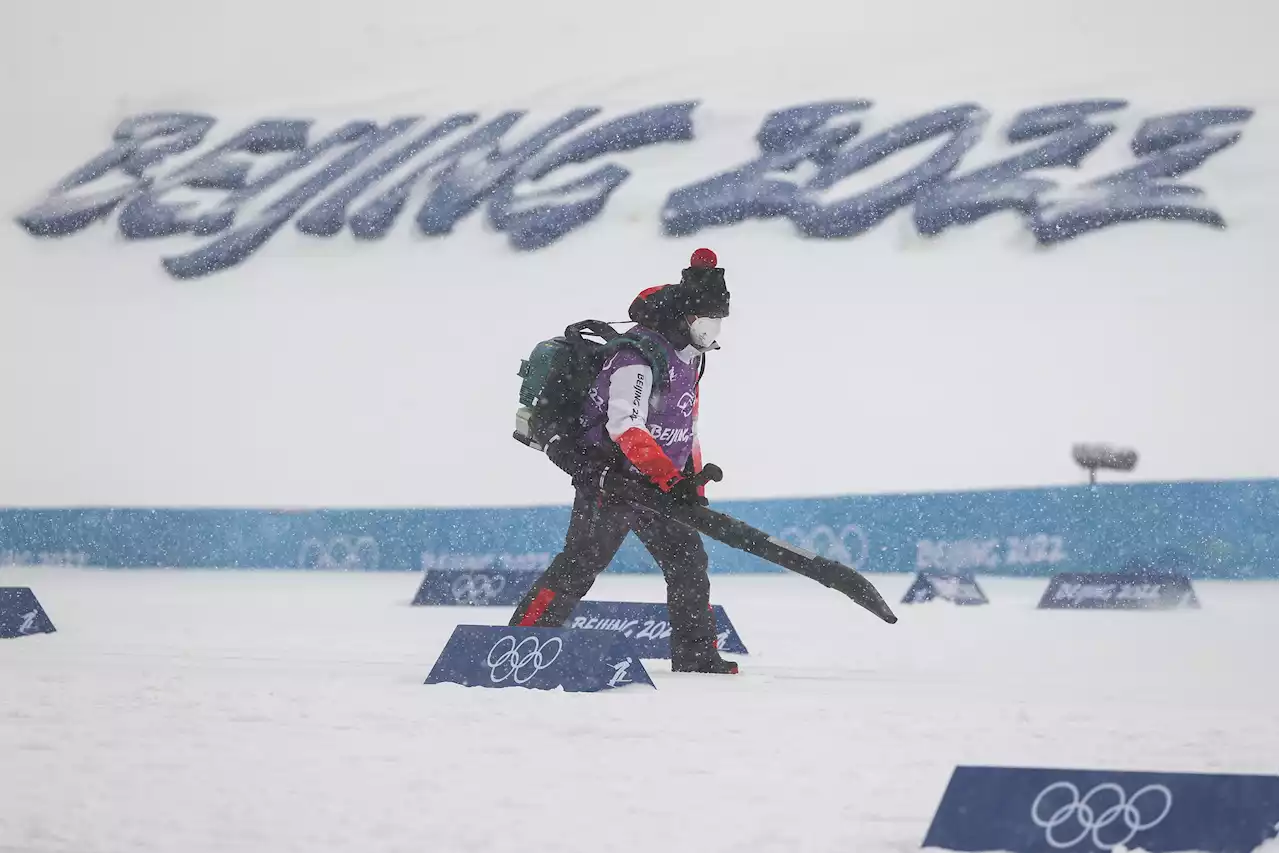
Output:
[0, 479, 1275, 579]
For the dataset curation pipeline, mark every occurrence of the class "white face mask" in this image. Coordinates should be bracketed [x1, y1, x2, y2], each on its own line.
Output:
[688, 316, 723, 351]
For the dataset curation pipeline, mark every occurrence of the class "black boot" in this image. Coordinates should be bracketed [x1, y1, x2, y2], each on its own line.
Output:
[672, 645, 739, 674]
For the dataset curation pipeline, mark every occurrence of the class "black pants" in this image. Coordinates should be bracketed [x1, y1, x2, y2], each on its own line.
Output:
[509, 487, 717, 656]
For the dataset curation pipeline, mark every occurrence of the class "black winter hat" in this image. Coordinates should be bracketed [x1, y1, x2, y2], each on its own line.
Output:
[628, 248, 730, 329]
[676, 247, 730, 318]
[675, 266, 730, 318]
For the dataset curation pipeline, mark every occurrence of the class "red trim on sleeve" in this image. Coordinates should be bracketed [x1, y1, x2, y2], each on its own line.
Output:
[616, 427, 682, 489]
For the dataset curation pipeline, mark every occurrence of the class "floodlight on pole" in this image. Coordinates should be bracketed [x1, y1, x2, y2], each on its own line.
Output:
[1072, 443, 1138, 487]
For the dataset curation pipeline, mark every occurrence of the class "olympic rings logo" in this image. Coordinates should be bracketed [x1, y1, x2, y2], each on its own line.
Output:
[450, 573, 507, 605]
[1031, 781, 1173, 850]
[297, 535, 380, 570]
[778, 524, 869, 570]
[486, 635, 563, 684]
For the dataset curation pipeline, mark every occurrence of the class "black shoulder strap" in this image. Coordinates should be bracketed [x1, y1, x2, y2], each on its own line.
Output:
[564, 320, 621, 343]
[600, 329, 672, 390]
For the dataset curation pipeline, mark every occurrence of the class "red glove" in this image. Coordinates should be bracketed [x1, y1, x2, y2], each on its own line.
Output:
[616, 428, 682, 489]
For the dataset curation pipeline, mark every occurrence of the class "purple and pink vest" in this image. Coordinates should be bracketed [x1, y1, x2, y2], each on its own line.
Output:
[581, 326, 701, 470]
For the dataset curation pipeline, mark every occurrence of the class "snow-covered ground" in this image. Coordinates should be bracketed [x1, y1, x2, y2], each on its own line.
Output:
[1, 567, 1274, 853]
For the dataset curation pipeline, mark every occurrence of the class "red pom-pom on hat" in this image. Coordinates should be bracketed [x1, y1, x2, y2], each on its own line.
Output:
[689, 248, 718, 268]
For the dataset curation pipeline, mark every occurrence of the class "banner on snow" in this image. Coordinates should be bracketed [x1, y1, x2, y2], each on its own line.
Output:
[566, 601, 749, 657]
[922, 765, 1279, 853]
[411, 569, 540, 606]
[424, 625, 654, 692]
[1037, 571, 1200, 610]
[0, 587, 57, 638]
[901, 571, 989, 605]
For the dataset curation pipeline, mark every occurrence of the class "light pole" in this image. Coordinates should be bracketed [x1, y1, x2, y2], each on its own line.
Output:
[1071, 444, 1139, 578]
